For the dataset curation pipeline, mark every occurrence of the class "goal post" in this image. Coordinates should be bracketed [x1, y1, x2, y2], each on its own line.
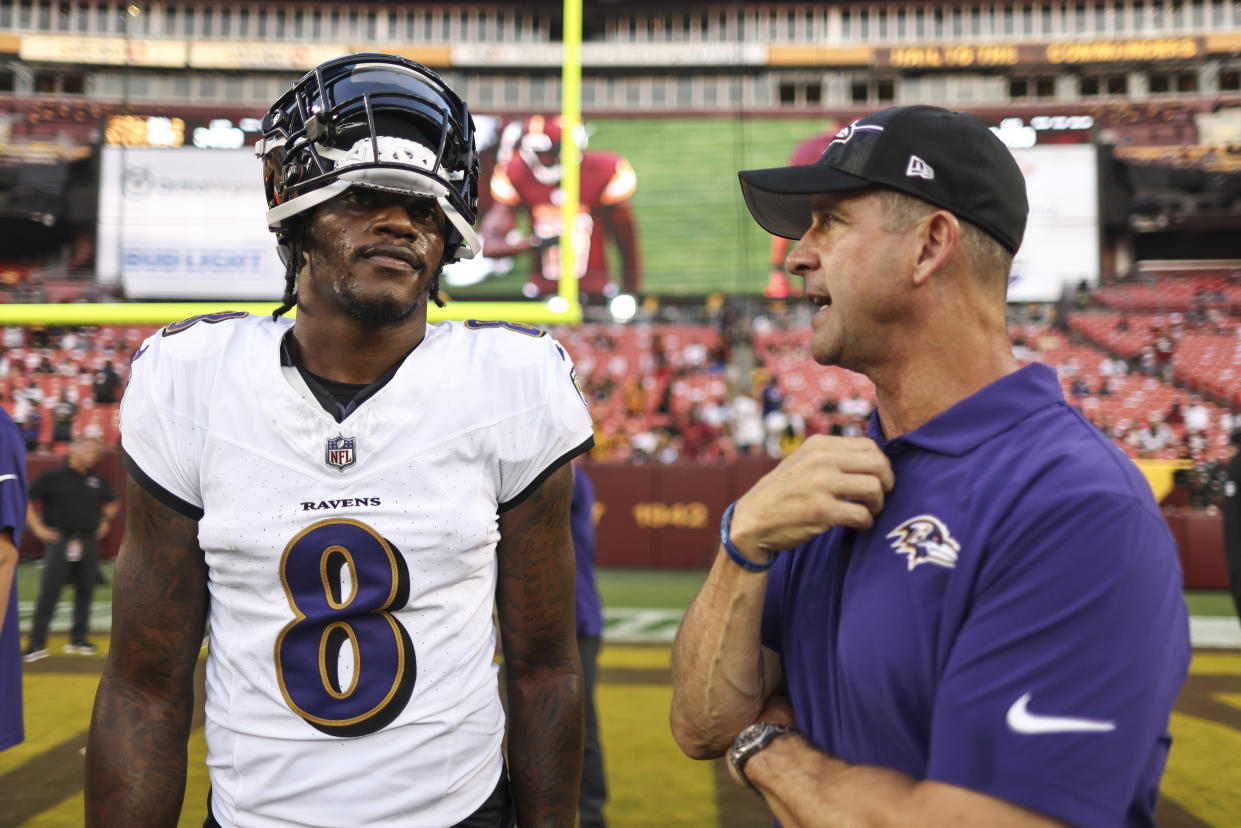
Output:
[0, 0, 586, 331]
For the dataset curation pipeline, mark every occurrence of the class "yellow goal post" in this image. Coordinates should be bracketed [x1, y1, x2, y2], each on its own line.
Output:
[0, 0, 585, 330]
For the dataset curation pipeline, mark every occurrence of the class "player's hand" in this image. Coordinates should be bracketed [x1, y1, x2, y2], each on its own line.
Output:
[36, 526, 62, 544]
[727, 435, 893, 564]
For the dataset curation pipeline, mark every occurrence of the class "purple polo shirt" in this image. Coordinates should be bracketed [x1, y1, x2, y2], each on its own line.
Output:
[0, 407, 27, 752]
[761, 363, 1189, 828]
[572, 466, 603, 637]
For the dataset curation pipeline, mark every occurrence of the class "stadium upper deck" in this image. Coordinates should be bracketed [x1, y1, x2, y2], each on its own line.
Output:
[1, 0, 1240, 130]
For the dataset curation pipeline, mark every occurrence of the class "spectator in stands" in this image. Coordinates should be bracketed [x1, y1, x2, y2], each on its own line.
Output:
[1153, 328, 1176, 383]
[1075, 279, 1090, 309]
[9, 391, 32, 437]
[1096, 378, 1114, 396]
[1184, 395, 1211, 435]
[1222, 409, 1238, 438]
[1117, 311, 1130, 331]
[1168, 312, 1185, 340]
[1099, 356, 1128, 377]
[681, 405, 720, 462]
[22, 436, 118, 661]
[1141, 418, 1174, 455]
[838, 392, 873, 420]
[1137, 345, 1156, 376]
[775, 417, 806, 458]
[763, 408, 790, 459]
[1165, 400, 1185, 427]
[760, 376, 785, 418]
[623, 379, 647, 417]
[50, 389, 77, 445]
[19, 379, 41, 411]
[1070, 376, 1091, 397]
[92, 360, 121, 405]
[683, 339, 709, 370]
[730, 393, 765, 456]
[629, 427, 661, 463]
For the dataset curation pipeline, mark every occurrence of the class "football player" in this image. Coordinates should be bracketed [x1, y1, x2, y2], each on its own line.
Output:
[86, 53, 593, 828]
[479, 115, 641, 299]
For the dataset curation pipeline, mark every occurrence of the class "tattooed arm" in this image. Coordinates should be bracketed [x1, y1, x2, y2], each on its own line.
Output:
[496, 463, 584, 827]
[86, 476, 208, 827]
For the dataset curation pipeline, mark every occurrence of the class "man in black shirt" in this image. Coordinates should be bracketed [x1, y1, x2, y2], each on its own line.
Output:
[1225, 428, 1241, 626]
[22, 437, 118, 660]
[92, 360, 121, 405]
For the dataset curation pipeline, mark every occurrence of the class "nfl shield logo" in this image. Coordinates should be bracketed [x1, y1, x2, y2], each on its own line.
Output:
[325, 434, 356, 472]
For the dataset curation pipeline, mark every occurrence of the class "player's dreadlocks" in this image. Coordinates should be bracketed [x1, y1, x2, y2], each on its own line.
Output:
[270, 215, 448, 320]
[271, 220, 305, 320]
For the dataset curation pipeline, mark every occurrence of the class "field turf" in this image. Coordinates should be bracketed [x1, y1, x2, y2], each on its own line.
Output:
[4, 563, 1240, 826]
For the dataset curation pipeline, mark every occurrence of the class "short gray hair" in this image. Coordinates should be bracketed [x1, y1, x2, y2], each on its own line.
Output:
[874, 189, 1013, 288]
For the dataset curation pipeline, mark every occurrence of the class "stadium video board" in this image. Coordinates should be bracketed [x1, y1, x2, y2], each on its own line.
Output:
[94, 119, 1098, 304]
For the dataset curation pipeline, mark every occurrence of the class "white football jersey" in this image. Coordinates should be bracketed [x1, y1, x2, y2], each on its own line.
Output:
[120, 312, 594, 827]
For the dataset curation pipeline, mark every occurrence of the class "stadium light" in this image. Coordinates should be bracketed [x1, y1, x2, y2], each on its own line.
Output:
[609, 293, 637, 322]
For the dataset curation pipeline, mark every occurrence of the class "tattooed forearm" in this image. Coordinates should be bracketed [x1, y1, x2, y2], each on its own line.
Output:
[86, 475, 208, 828]
[497, 463, 584, 827]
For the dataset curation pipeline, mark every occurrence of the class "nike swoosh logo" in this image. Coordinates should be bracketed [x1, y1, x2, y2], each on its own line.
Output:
[132, 343, 149, 362]
[0, 475, 15, 483]
[1006, 693, 1116, 735]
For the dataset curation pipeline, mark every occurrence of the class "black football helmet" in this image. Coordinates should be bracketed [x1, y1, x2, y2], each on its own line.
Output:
[257, 52, 481, 264]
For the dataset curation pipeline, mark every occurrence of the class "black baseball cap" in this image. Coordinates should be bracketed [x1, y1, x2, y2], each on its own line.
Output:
[738, 105, 1029, 254]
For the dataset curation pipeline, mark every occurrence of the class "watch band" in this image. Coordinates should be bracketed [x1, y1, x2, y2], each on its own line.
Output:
[728, 722, 795, 790]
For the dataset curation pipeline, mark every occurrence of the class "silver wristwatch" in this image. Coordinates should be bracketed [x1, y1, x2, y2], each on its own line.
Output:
[727, 722, 794, 790]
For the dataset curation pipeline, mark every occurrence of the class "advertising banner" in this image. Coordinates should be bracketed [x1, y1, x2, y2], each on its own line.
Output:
[1007, 143, 1100, 302]
[96, 147, 285, 300]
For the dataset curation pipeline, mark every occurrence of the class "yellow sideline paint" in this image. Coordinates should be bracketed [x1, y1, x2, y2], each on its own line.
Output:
[598, 683, 720, 827]
[1189, 651, 1241, 677]
[600, 644, 675, 670]
[1215, 692, 1241, 714]
[0, 673, 99, 777]
[1161, 711, 1241, 826]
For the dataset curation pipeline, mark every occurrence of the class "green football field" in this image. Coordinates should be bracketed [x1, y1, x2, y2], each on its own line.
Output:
[6, 562, 1241, 826]
[449, 116, 839, 299]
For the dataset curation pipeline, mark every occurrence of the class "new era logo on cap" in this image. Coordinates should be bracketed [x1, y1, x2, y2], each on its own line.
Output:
[737, 105, 1029, 254]
[906, 155, 935, 180]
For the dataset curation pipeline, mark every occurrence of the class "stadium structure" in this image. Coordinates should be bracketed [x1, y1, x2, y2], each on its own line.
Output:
[0, 1, 1236, 577]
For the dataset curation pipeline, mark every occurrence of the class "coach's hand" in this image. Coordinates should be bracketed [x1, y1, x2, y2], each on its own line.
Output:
[727, 435, 893, 564]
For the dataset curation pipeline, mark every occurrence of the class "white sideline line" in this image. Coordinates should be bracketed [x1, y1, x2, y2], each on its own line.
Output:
[16, 604, 1241, 649]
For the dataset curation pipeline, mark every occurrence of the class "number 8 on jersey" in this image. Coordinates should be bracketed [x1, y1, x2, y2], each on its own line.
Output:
[275, 518, 416, 737]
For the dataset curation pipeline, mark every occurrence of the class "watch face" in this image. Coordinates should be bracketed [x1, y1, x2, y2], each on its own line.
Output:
[728, 722, 789, 789]
[734, 723, 769, 752]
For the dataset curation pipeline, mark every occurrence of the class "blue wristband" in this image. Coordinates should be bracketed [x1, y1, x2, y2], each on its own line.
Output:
[720, 501, 772, 573]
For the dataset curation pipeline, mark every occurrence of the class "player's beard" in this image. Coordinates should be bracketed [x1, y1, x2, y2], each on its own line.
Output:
[302, 241, 432, 327]
[335, 273, 428, 327]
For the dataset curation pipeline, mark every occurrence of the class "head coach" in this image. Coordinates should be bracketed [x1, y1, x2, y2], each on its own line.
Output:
[670, 105, 1190, 828]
